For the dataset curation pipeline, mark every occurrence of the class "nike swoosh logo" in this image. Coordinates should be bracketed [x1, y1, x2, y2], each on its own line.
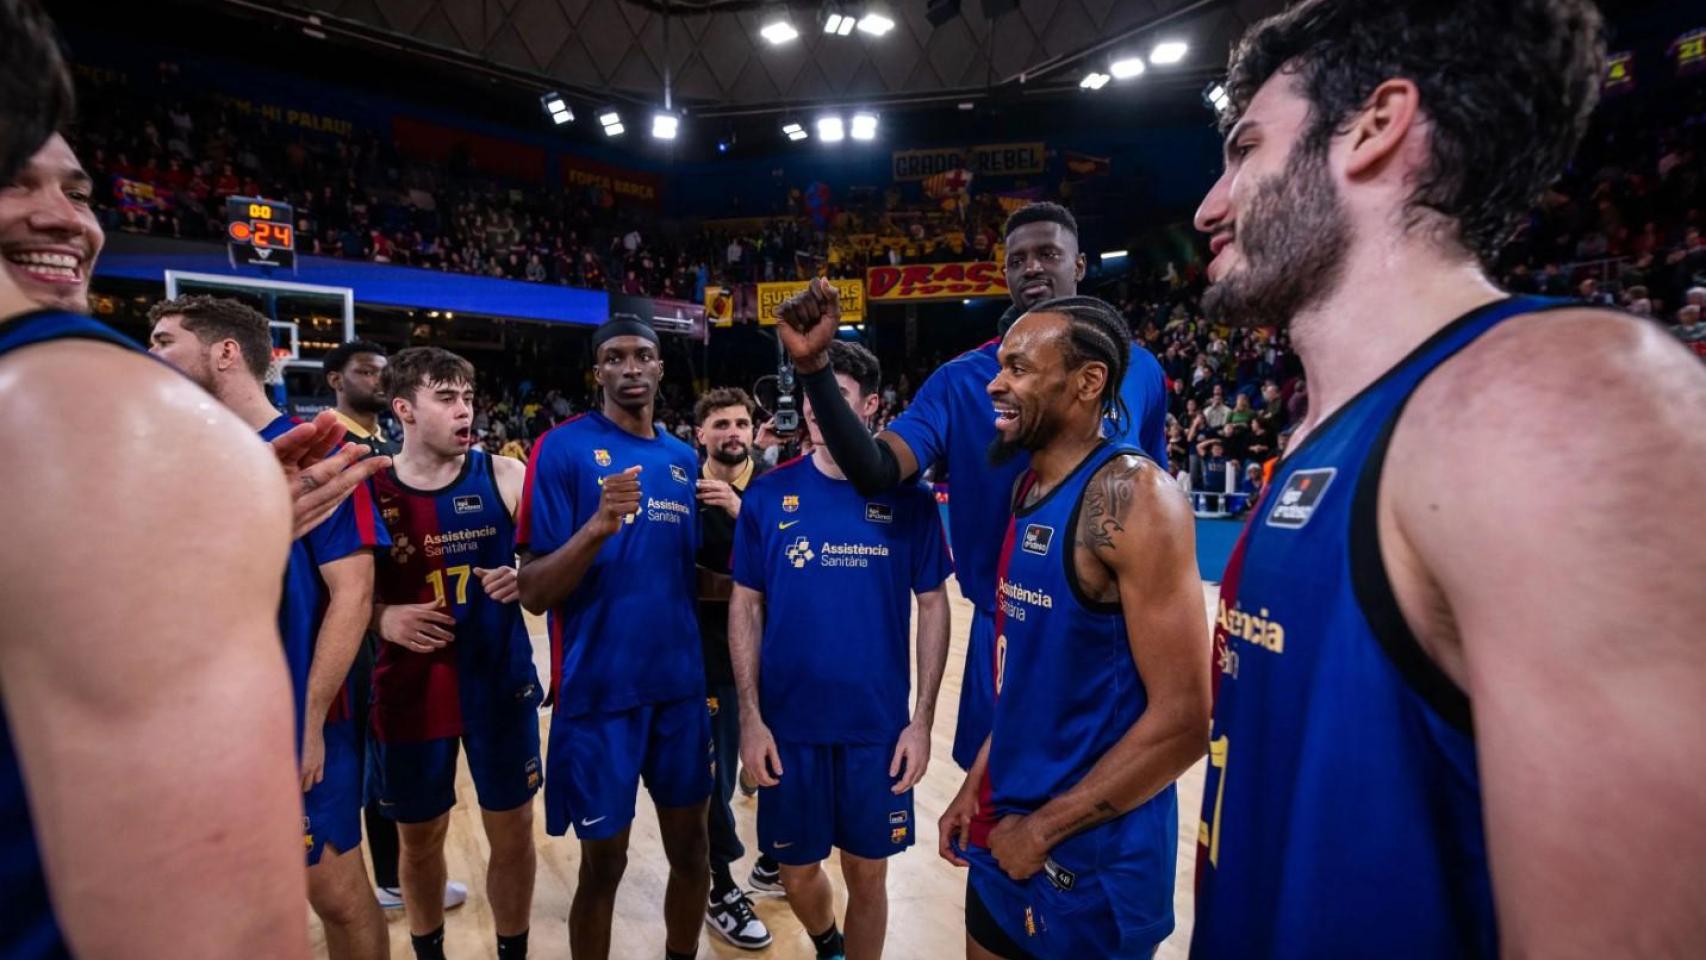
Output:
[581, 816, 607, 827]
[773, 841, 794, 848]
[778, 520, 800, 530]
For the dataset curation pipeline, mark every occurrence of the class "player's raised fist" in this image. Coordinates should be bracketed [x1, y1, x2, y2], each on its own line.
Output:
[594, 465, 643, 536]
[775, 277, 840, 372]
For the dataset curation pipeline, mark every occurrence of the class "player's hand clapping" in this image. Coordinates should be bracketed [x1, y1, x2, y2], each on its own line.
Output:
[592, 465, 643, 536]
[775, 277, 841, 373]
[270, 409, 392, 538]
[474, 565, 521, 603]
[377, 600, 457, 653]
[696, 478, 741, 519]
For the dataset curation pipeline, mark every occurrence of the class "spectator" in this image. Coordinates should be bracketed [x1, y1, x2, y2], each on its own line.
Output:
[1202, 386, 1232, 432]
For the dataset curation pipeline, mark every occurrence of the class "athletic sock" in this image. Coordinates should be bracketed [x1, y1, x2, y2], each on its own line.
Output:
[665, 950, 697, 960]
[710, 862, 738, 900]
[410, 926, 446, 960]
[809, 923, 845, 959]
[496, 930, 528, 960]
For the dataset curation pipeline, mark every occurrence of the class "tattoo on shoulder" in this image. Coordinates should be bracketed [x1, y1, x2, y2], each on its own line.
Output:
[1081, 457, 1145, 551]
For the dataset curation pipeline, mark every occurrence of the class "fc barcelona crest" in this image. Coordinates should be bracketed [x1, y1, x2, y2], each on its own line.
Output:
[782, 494, 800, 513]
[594, 449, 612, 467]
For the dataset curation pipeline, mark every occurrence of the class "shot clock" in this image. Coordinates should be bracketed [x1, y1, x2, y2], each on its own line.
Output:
[226, 196, 297, 270]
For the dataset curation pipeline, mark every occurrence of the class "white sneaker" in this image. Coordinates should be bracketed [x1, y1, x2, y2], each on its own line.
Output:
[376, 881, 469, 910]
[706, 888, 772, 950]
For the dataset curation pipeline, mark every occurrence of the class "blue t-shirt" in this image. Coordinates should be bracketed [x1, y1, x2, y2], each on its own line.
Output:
[259, 415, 389, 743]
[732, 457, 951, 744]
[517, 412, 704, 716]
[886, 337, 1168, 614]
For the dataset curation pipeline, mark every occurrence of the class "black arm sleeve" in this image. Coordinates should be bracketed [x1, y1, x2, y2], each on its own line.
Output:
[799, 363, 903, 496]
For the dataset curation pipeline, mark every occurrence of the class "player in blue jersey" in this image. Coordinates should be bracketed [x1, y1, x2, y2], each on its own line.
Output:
[0, 5, 328, 953]
[774, 203, 1169, 774]
[935, 297, 1210, 960]
[148, 295, 391, 960]
[1188, 2, 1706, 956]
[367, 347, 541, 960]
[517, 317, 711, 960]
[731, 341, 953, 960]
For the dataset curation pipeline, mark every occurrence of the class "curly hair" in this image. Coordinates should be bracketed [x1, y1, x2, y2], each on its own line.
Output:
[694, 386, 756, 425]
[147, 295, 272, 381]
[1222, 0, 1605, 264]
[1, 0, 74, 183]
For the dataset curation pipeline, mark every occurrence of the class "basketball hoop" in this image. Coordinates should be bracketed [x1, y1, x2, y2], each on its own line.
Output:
[265, 346, 292, 386]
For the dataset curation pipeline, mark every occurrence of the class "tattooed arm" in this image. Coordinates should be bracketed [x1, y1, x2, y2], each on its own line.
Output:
[1021, 455, 1211, 847]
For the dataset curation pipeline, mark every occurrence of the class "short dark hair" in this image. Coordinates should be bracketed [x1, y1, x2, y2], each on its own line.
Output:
[1031, 295, 1132, 429]
[1003, 201, 1078, 241]
[1222, 0, 1604, 263]
[147, 295, 272, 381]
[695, 386, 756, 426]
[322, 339, 387, 382]
[827, 340, 881, 398]
[382, 346, 475, 406]
[1, 0, 73, 184]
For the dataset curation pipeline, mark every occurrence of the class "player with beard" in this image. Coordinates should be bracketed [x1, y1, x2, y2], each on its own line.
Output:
[517, 318, 711, 960]
[939, 296, 1209, 960]
[148, 296, 391, 960]
[324, 340, 398, 456]
[775, 204, 1168, 779]
[367, 347, 540, 960]
[1189, 2, 1706, 957]
[692, 387, 774, 951]
[0, 3, 375, 955]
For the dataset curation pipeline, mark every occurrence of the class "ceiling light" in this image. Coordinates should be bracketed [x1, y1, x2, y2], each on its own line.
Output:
[1110, 57, 1146, 80]
[783, 122, 808, 141]
[541, 93, 573, 124]
[857, 13, 895, 36]
[1102, 250, 1128, 260]
[651, 112, 679, 140]
[958, 101, 975, 110]
[825, 12, 856, 36]
[761, 20, 799, 44]
[599, 110, 620, 127]
[817, 116, 845, 142]
[1150, 40, 1187, 65]
[850, 112, 878, 140]
[1080, 71, 1111, 90]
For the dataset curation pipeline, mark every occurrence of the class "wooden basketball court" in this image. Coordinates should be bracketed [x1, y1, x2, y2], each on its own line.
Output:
[311, 579, 1216, 959]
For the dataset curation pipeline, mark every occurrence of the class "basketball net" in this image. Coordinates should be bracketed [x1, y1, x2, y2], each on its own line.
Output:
[265, 347, 292, 386]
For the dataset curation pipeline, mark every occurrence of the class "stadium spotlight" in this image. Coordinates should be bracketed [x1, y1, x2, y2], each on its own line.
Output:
[850, 112, 878, 141]
[599, 110, 624, 137]
[817, 116, 845, 142]
[1110, 57, 1146, 80]
[651, 112, 679, 140]
[825, 11, 857, 36]
[1150, 40, 1188, 65]
[856, 13, 895, 36]
[760, 20, 799, 44]
[783, 121, 809, 141]
[1080, 71, 1111, 90]
[1102, 249, 1128, 261]
[541, 92, 573, 124]
[1204, 82, 1230, 114]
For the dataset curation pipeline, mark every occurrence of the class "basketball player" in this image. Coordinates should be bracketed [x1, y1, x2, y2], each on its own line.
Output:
[1189, 2, 1706, 956]
[937, 297, 1209, 960]
[516, 317, 711, 960]
[147, 295, 391, 960]
[367, 347, 541, 960]
[324, 339, 397, 456]
[692, 386, 773, 951]
[774, 203, 1168, 776]
[0, 2, 311, 954]
[732, 341, 952, 960]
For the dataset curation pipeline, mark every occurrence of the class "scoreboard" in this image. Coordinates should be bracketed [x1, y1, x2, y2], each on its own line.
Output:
[226, 196, 296, 270]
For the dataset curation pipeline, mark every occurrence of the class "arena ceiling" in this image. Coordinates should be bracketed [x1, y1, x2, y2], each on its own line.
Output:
[248, 0, 1290, 115]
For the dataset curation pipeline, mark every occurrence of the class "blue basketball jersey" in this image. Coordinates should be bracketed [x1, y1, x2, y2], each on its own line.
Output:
[1191, 296, 1571, 960]
[0, 311, 141, 960]
[731, 456, 951, 744]
[259, 415, 390, 745]
[517, 412, 704, 717]
[887, 339, 1170, 615]
[370, 449, 540, 743]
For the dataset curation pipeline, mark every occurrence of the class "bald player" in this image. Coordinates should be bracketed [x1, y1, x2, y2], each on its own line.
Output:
[1188, 1, 1706, 956]
[774, 204, 1169, 775]
[0, 1, 331, 955]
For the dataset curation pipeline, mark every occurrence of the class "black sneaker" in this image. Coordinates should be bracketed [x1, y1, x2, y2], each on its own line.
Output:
[748, 855, 784, 895]
[706, 887, 772, 950]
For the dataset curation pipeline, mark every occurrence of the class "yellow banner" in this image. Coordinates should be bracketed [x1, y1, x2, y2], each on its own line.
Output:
[705, 285, 735, 327]
[866, 262, 1007, 302]
[756, 279, 866, 326]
